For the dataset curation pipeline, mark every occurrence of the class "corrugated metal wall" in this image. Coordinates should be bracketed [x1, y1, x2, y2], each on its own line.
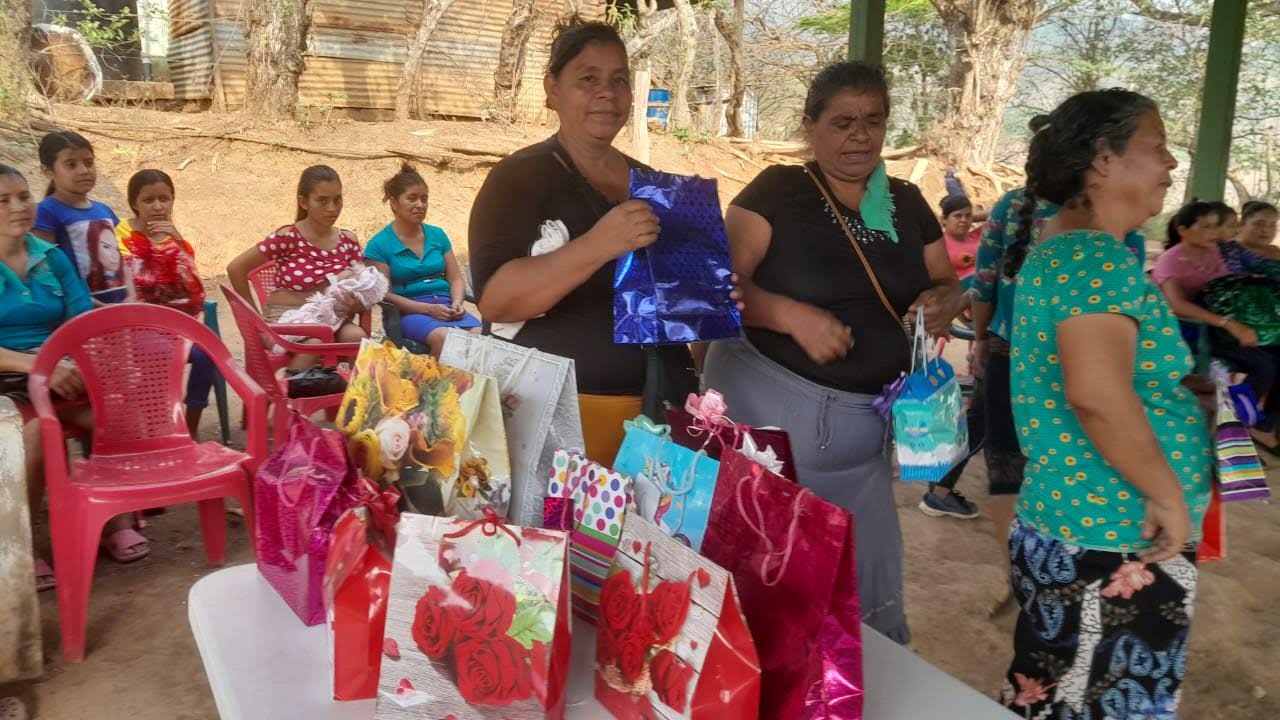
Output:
[167, 0, 575, 118]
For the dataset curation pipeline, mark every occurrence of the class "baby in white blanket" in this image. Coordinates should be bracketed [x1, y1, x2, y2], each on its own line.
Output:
[277, 263, 389, 340]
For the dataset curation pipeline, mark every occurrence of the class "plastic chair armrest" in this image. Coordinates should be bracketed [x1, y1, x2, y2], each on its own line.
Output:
[267, 323, 337, 343]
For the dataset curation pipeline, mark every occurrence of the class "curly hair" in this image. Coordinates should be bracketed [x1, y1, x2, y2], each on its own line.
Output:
[1002, 90, 1158, 278]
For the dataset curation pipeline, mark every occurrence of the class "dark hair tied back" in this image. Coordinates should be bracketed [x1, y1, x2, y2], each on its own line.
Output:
[383, 162, 427, 202]
[1003, 89, 1158, 278]
[296, 164, 340, 222]
[38, 130, 94, 197]
[1164, 200, 1220, 249]
[804, 62, 890, 122]
[546, 19, 626, 78]
[940, 194, 971, 218]
[126, 169, 175, 215]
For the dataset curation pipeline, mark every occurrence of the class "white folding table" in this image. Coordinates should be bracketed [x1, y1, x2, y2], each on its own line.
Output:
[188, 564, 1016, 719]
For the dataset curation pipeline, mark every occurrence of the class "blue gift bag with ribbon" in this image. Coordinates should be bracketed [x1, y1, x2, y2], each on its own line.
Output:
[612, 416, 720, 551]
[613, 170, 742, 344]
[891, 308, 968, 482]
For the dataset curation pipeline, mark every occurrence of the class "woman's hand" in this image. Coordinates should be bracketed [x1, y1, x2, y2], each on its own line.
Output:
[1227, 320, 1259, 348]
[910, 285, 965, 337]
[147, 220, 181, 240]
[50, 359, 85, 400]
[787, 302, 853, 365]
[1138, 494, 1192, 564]
[590, 200, 660, 260]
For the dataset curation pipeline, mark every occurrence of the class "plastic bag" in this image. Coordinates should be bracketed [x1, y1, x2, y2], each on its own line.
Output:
[614, 170, 742, 344]
[890, 308, 968, 482]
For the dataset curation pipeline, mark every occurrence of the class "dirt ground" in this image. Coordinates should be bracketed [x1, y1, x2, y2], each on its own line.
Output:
[0, 106, 1275, 719]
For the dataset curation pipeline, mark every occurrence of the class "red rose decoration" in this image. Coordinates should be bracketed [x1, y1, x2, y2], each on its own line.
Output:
[413, 585, 455, 659]
[451, 569, 516, 639]
[616, 631, 648, 683]
[649, 580, 691, 645]
[650, 649, 695, 712]
[454, 635, 533, 706]
[600, 571, 641, 635]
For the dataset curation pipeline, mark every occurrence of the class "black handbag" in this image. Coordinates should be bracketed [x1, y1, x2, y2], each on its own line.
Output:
[285, 367, 347, 399]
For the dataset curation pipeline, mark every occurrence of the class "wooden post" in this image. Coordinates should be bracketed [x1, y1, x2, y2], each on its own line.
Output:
[1189, 0, 1247, 202]
[633, 68, 651, 165]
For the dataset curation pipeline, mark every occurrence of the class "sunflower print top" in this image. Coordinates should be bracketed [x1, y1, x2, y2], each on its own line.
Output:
[1010, 230, 1212, 552]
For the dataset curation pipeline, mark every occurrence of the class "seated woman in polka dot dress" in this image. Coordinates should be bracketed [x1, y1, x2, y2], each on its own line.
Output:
[227, 165, 369, 368]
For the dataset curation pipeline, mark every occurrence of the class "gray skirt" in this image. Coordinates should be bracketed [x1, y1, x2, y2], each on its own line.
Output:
[702, 338, 909, 644]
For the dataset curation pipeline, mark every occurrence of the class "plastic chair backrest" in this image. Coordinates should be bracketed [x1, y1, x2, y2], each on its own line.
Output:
[28, 305, 255, 457]
[247, 260, 279, 310]
[222, 284, 288, 403]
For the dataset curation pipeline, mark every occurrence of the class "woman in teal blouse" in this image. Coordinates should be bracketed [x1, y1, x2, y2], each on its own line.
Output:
[365, 164, 479, 356]
[0, 164, 151, 590]
[998, 90, 1209, 719]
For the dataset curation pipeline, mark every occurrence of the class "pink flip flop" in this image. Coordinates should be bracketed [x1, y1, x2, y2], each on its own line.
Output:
[34, 559, 55, 592]
[101, 527, 150, 563]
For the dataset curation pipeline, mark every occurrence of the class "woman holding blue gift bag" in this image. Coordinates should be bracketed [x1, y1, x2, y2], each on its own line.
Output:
[469, 20, 690, 464]
[704, 62, 965, 644]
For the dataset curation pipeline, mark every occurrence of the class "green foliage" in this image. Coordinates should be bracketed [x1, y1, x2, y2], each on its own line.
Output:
[51, 0, 138, 49]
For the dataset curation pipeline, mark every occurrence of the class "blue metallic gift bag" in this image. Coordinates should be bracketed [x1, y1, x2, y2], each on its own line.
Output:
[613, 170, 743, 344]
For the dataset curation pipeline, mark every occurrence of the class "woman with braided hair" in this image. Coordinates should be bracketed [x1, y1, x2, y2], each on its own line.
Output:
[1000, 89, 1209, 718]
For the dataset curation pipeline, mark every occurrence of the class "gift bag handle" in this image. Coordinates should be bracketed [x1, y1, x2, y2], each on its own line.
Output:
[734, 462, 807, 587]
[651, 436, 702, 537]
[909, 305, 933, 375]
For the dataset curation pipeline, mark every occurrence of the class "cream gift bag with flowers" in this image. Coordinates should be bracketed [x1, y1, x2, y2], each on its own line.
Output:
[337, 340, 512, 519]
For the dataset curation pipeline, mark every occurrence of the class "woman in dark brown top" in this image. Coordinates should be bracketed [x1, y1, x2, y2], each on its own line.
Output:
[469, 21, 683, 464]
[704, 62, 964, 643]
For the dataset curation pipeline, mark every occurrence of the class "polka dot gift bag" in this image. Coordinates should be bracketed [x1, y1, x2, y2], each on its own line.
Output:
[543, 449, 634, 622]
[890, 307, 968, 482]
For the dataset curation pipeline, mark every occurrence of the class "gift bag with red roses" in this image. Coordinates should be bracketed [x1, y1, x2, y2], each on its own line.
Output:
[595, 515, 760, 720]
[323, 479, 401, 701]
[375, 511, 572, 719]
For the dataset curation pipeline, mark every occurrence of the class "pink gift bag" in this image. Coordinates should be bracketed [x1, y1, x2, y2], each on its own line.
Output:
[256, 412, 358, 626]
[702, 449, 863, 720]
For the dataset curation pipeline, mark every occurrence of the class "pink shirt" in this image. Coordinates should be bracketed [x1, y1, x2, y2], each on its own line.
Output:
[1152, 243, 1230, 297]
[256, 225, 362, 292]
[945, 229, 982, 279]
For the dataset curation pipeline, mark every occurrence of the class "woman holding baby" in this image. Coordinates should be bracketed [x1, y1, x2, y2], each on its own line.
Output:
[227, 164, 372, 369]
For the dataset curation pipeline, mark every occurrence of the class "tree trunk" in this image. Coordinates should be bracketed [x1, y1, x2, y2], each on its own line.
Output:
[669, 0, 698, 130]
[929, 0, 1044, 167]
[713, 0, 746, 138]
[0, 0, 33, 123]
[492, 0, 539, 122]
[627, 11, 678, 59]
[396, 0, 458, 121]
[242, 0, 312, 121]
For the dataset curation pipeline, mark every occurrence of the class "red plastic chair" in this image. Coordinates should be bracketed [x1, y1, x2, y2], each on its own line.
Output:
[247, 259, 372, 334]
[222, 283, 361, 448]
[28, 305, 269, 663]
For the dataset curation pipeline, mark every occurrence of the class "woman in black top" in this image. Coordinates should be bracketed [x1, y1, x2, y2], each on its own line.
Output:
[469, 21, 675, 463]
[703, 62, 964, 643]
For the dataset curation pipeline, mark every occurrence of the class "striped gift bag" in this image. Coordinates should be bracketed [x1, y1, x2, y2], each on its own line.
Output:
[544, 450, 633, 622]
[1213, 362, 1271, 502]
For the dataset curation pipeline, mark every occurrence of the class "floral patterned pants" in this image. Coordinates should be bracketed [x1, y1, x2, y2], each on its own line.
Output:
[1002, 519, 1198, 720]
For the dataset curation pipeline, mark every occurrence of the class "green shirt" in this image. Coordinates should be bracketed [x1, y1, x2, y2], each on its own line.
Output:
[363, 223, 454, 298]
[1011, 230, 1211, 552]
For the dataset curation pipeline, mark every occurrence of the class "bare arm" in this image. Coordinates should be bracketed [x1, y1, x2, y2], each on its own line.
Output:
[728, 206, 802, 334]
[368, 259, 440, 316]
[1157, 278, 1256, 346]
[444, 251, 466, 310]
[1058, 313, 1190, 561]
[728, 206, 851, 364]
[972, 300, 995, 341]
[477, 200, 657, 323]
[910, 240, 965, 337]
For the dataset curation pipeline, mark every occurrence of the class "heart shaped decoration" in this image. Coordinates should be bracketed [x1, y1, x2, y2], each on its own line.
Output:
[383, 637, 400, 660]
[696, 568, 711, 587]
[395, 678, 415, 699]
[632, 540, 643, 553]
